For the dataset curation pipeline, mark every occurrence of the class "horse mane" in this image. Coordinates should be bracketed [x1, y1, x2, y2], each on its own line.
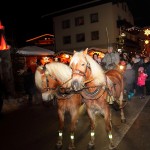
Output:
[70, 50, 106, 85]
[45, 62, 72, 87]
[86, 54, 106, 85]
[35, 62, 72, 90]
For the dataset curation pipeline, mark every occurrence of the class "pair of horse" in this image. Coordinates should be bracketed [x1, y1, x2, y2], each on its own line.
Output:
[35, 48, 126, 150]
[35, 62, 82, 149]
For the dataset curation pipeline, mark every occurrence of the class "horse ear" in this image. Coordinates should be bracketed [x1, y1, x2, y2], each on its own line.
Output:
[73, 50, 76, 54]
[83, 48, 88, 54]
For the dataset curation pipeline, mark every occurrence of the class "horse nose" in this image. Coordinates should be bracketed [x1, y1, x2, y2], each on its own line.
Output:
[71, 80, 80, 91]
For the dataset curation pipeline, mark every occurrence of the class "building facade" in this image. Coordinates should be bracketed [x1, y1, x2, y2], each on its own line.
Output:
[51, 1, 136, 52]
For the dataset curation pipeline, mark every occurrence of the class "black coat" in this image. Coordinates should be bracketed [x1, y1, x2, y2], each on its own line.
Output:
[23, 70, 35, 94]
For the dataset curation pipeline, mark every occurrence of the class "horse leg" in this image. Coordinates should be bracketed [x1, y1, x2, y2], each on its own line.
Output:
[87, 109, 95, 149]
[68, 108, 80, 150]
[119, 91, 126, 123]
[56, 109, 64, 149]
[104, 105, 115, 149]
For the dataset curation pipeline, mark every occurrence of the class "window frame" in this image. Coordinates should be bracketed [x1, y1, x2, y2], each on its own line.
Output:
[63, 35, 71, 44]
[62, 19, 70, 29]
[75, 16, 84, 26]
[91, 31, 99, 40]
[76, 33, 85, 42]
[90, 13, 98, 23]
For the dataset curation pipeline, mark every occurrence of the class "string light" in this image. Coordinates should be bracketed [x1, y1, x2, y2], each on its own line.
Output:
[145, 40, 149, 44]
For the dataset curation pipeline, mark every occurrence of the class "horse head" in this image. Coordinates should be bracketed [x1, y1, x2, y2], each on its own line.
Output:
[70, 48, 106, 91]
[35, 65, 58, 101]
[35, 62, 72, 101]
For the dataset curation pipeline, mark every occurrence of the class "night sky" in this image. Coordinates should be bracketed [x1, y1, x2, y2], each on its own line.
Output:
[0, 0, 150, 47]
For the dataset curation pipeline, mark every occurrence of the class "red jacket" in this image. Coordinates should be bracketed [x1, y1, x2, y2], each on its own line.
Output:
[137, 72, 148, 86]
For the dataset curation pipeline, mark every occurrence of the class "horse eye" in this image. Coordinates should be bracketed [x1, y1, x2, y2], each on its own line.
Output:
[81, 63, 85, 66]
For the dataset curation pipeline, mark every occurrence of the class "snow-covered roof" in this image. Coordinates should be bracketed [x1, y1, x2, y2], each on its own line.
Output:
[16, 46, 55, 56]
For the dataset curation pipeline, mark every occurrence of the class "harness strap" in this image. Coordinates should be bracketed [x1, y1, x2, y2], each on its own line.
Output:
[38, 65, 57, 91]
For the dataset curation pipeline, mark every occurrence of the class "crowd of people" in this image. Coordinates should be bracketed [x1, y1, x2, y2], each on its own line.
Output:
[93, 46, 150, 100]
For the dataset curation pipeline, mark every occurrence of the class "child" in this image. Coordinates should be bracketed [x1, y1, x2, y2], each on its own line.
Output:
[136, 66, 148, 99]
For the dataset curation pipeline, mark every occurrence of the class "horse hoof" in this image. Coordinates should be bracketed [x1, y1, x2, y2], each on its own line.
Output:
[109, 143, 115, 150]
[121, 118, 126, 123]
[88, 142, 95, 149]
[55, 145, 62, 149]
[56, 142, 63, 149]
[56, 145, 62, 149]
[68, 146, 75, 150]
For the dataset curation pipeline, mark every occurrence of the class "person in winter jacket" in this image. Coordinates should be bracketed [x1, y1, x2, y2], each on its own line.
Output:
[23, 67, 36, 105]
[123, 63, 135, 100]
[142, 57, 150, 95]
[136, 66, 148, 99]
[101, 46, 120, 70]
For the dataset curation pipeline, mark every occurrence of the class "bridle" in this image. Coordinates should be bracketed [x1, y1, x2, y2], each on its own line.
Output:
[38, 65, 74, 99]
[71, 56, 92, 83]
[70, 56, 116, 101]
[37, 65, 57, 92]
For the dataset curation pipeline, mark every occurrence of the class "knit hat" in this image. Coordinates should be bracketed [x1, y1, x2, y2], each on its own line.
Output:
[126, 63, 132, 69]
[120, 60, 126, 66]
[138, 67, 144, 72]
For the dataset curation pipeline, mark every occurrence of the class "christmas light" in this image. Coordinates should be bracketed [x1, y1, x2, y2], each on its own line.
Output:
[145, 40, 149, 44]
[144, 29, 150, 36]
